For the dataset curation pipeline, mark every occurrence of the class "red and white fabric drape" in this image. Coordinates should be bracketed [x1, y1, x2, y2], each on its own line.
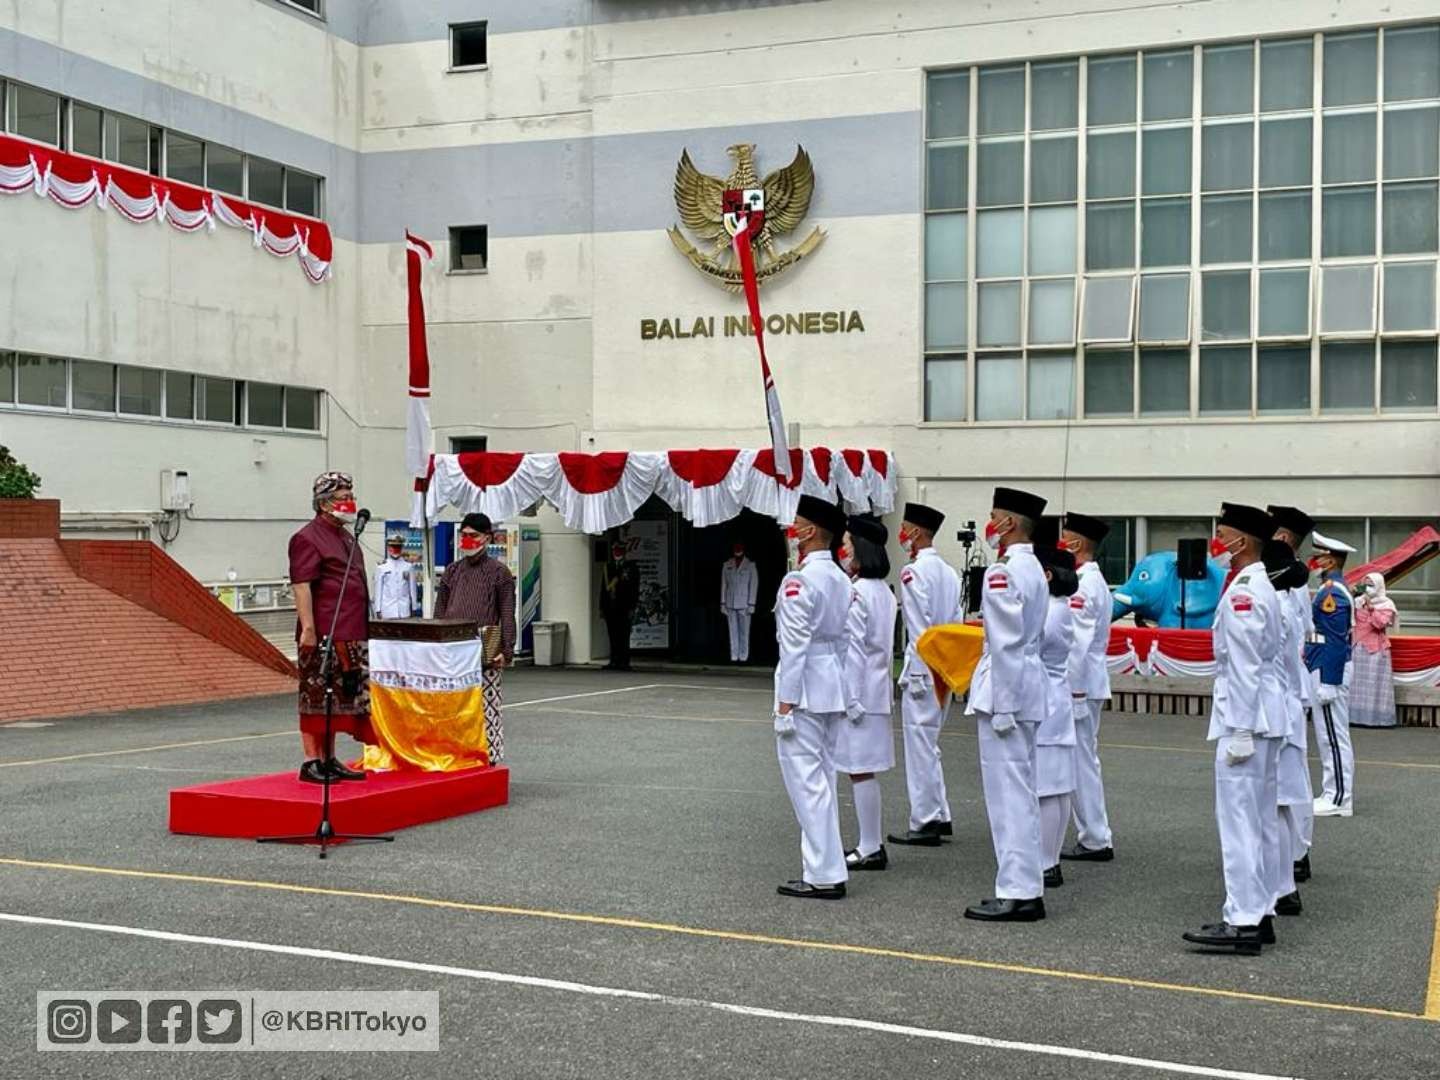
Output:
[426, 447, 899, 534]
[1106, 626, 1440, 688]
[0, 133, 333, 282]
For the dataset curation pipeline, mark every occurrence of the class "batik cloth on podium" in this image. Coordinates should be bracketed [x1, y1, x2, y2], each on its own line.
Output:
[362, 620, 500, 771]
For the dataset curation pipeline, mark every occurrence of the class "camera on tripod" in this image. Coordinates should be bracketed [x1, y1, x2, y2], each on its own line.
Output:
[955, 520, 977, 544]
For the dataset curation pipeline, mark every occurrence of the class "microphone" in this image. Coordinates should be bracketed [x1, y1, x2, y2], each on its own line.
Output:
[354, 508, 372, 536]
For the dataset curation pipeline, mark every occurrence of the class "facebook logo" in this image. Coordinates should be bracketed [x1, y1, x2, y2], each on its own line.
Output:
[146, 1000, 192, 1045]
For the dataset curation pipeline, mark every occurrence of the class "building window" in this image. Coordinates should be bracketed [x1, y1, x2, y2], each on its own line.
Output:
[923, 25, 1440, 424]
[16, 355, 66, 408]
[197, 376, 237, 424]
[1381, 339, 1439, 411]
[449, 225, 488, 272]
[70, 360, 116, 412]
[103, 113, 159, 174]
[247, 156, 285, 208]
[71, 102, 103, 157]
[0, 351, 14, 404]
[165, 372, 195, 420]
[280, 0, 323, 15]
[207, 144, 245, 197]
[450, 22, 488, 69]
[449, 436, 489, 454]
[247, 382, 285, 428]
[286, 387, 320, 431]
[1320, 341, 1375, 413]
[1094, 517, 1135, 584]
[924, 356, 966, 421]
[7, 83, 61, 146]
[286, 169, 321, 216]
[165, 132, 204, 186]
[117, 365, 162, 416]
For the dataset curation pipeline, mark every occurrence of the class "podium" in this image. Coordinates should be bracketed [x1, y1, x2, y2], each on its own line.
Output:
[364, 618, 498, 772]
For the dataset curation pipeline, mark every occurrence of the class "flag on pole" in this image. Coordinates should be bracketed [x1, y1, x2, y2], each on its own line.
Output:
[405, 229, 434, 526]
[730, 214, 791, 480]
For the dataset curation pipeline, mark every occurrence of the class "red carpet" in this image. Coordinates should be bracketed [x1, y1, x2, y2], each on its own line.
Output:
[169, 766, 509, 838]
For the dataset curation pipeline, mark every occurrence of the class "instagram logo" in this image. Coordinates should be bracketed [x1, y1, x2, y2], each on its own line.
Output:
[47, 1001, 92, 1044]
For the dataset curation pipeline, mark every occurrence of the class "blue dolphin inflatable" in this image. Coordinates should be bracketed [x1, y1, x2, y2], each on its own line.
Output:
[1111, 551, 1229, 628]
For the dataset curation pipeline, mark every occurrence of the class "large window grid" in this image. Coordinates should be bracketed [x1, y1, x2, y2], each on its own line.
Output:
[0, 75, 324, 218]
[923, 25, 1440, 423]
[0, 351, 324, 433]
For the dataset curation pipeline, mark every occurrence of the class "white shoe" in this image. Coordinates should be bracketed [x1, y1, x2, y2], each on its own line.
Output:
[1313, 797, 1353, 818]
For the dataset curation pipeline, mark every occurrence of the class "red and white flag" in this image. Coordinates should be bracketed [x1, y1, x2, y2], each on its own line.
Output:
[405, 229, 434, 526]
[730, 213, 791, 480]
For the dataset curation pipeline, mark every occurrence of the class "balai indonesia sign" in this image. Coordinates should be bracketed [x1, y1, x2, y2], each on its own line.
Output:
[640, 310, 867, 340]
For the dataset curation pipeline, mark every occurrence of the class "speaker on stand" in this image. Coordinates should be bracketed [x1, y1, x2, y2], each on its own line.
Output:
[1175, 538, 1209, 628]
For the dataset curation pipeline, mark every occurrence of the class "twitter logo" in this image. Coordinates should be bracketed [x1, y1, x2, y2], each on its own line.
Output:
[196, 1000, 243, 1044]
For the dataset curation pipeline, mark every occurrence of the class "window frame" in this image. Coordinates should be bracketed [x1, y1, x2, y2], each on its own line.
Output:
[448, 224, 490, 275]
[448, 21, 489, 72]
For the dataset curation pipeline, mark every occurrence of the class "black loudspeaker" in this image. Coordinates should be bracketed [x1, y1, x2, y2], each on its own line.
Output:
[1176, 538, 1209, 580]
[965, 566, 985, 614]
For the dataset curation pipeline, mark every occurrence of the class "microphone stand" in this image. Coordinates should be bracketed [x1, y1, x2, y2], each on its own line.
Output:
[259, 511, 395, 860]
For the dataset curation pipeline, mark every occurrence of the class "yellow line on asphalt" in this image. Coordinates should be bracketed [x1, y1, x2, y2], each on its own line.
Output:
[1426, 891, 1440, 1019]
[0, 732, 293, 768]
[0, 856, 1427, 1025]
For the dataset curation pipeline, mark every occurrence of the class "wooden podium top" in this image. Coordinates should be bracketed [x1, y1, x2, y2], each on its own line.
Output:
[369, 618, 481, 642]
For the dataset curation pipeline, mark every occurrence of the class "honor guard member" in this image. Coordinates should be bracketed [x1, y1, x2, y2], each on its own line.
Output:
[887, 502, 963, 848]
[836, 515, 898, 871]
[1306, 532, 1357, 818]
[1058, 512, 1117, 864]
[721, 541, 760, 662]
[1262, 538, 1311, 918]
[1033, 542, 1079, 889]
[1267, 505, 1317, 884]
[964, 486, 1050, 923]
[372, 532, 418, 619]
[1183, 504, 1287, 956]
[773, 495, 853, 900]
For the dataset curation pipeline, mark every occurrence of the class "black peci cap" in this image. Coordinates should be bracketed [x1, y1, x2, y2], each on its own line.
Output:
[1266, 505, 1314, 540]
[992, 486, 1047, 521]
[1063, 511, 1111, 544]
[846, 514, 888, 545]
[902, 502, 945, 533]
[461, 512, 494, 533]
[796, 495, 847, 537]
[1032, 515, 1061, 549]
[1034, 545, 1077, 573]
[1218, 502, 1274, 541]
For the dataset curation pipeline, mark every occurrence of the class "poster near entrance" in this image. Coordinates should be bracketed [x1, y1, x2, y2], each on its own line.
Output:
[622, 519, 670, 650]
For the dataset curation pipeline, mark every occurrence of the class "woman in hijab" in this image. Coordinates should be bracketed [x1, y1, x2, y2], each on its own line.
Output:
[1350, 572, 1398, 729]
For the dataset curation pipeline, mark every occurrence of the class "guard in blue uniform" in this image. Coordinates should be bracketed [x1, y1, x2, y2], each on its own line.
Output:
[1305, 531, 1356, 818]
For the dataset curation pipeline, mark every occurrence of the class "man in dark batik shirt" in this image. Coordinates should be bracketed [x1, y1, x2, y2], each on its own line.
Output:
[435, 512, 516, 761]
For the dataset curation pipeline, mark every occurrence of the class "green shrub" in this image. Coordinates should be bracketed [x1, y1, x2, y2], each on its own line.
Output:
[0, 445, 41, 499]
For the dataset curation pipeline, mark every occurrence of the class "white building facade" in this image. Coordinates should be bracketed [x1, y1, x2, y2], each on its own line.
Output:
[2, 0, 1438, 661]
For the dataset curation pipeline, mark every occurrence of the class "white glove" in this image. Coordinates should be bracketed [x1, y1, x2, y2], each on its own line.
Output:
[990, 713, 1017, 737]
[905, 672, 932, 699]
[773, 709, 797, 737]
[1072, 697, 1089, 720]
[1223, 729, 1255, 765]
[1316, 683, 1339, 705]
[747, 606, 755, 615]
[845, 701, 866, 726]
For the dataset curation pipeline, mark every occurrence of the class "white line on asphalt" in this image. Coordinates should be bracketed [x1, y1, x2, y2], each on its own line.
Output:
[506, 685, 667, 709]
[0, 912, 1304, 1080]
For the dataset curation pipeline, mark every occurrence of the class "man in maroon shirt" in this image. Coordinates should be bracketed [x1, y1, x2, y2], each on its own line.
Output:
[288, 471, 373, 784]
[435, 512, 516, 761]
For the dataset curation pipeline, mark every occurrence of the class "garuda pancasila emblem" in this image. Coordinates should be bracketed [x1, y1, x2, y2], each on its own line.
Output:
[667, 143, 826, 292]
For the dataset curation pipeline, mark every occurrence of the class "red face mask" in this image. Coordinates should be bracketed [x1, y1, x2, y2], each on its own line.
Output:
[387, 546, 404, 558]
[1210, 535, 1242, 559]
[330, 499, 357, 515]
[459, 534, 484, 553]
[732, 546, 744, 557]
[1307, 556, 1324, 572]
[837, 545, 852, 564]
[897, 527, 913, 547]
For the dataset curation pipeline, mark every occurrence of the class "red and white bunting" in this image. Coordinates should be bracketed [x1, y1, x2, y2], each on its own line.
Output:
[425, 448, 899, 534]
[0, 133, 332, 282]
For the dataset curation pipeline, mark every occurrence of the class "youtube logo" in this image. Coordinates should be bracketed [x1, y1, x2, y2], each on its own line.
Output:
[96, 1000, 142, 1045]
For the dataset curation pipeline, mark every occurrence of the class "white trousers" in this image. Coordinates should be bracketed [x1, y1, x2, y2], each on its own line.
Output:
[901, 686, 951, 831]
[1274, 805, 1300, 903]
[725, 609, 752, 661]
[1040, 793, 1072, 869]
[1214, 734, 1282, 928]
[1276, 742, 1313, 853]
[776, 709, 847, 887]
[976, 715, 1044, 901]
[1310, 679, 1354, 808]
[1070, 699, 1114, 851]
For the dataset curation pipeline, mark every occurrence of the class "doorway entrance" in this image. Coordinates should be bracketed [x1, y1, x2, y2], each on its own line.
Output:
[669, 508, 789, 665]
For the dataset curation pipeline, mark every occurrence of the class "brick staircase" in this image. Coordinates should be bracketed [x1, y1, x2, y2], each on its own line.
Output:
[0, 499, 296, 723]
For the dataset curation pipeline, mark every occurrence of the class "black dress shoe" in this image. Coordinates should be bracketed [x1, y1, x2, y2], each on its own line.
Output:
[777, 880, 846, 900]
[1060, 843, 1114, 862]
[1259, 915, 1277, 945]
[1182, 922, 1262, 955]
[845, 846, 888, 871]
[1276, 891, 1302, 916]
[936, 820, 953, 836]
[1293, 854, 1311, 882]
[298, 759, 329, 784]
[324, 757, 366, 781]
[964, 897, 1045, 922]
[1043, 865, 1064, 888]
[886, 829, 943, 847]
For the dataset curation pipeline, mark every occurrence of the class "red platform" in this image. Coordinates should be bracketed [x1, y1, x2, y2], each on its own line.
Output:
[168, 766, 509, 838]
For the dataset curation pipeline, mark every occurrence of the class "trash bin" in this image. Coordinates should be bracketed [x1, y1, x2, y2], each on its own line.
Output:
[533, 621, 568, 667]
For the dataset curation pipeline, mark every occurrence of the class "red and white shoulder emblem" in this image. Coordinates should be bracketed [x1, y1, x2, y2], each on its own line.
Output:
[988, 574, 1008, 591]
[1069, 595, 1085, 609]
[1230, 592, 1253, 614]
[900, 568, 915, 586]
[783, 578, 803, 599]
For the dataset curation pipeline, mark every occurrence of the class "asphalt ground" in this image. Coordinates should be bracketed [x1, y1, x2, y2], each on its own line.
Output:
[0, 667, 1438, 1079]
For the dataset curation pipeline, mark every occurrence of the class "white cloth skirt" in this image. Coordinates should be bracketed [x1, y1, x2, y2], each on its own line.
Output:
[1036, 743, 1076, 798]
[832, 710, 895, 774]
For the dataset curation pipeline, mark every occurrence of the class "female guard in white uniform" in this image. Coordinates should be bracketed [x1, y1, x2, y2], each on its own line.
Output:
[835, 515, 898, 871]
[1035, 545, 1079, 887]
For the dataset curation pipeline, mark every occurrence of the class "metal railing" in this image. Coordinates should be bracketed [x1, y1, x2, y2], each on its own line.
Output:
[203, 579, 295, 613]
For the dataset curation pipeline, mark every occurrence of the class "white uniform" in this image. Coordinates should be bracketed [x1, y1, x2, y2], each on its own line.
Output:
[371, 556, 417, 619]
[773, 550, 852, 887]
[898, 547, 963, 830]
[1067, 560, 1114, 851]
[836, 577, 897, 774]
[721, 556, 759, 661]
[1210, 562, 1287, 928]
[1038, 593, 1077, 869]
[1274, 584, 1314, 888]
[966, 543, 1049, 901]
